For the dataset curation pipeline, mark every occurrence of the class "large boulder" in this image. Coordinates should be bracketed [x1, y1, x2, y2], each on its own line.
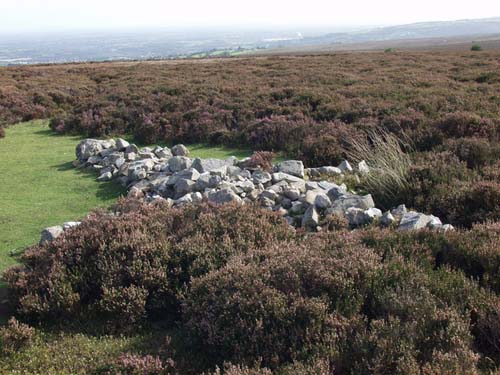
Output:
[277, 160, 305, 178]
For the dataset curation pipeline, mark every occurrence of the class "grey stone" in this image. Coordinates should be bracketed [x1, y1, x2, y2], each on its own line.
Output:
[125, 152, 137, 161]
[314, 193, 332, 209]
[97, 171, 113, 181]
[174, 178, 196, 196]
[207, 189, 242, 204]
[289, 201, 307, 215]
[272, 172, 304, 184]
[330, 194, 375, 213]
[168, 156, 192, 172]
[358, 160, 370, 174]
[319, 166, 342, 175]
[125, 144, 139, 154]
[399, 211, 434, 231]
[391, 204, 407, 221]
[40, 226, 64, 245]
[338, 160, 353, 173]
[115, 138, 130, 150]
[427, 216, 443, 229]
[76, 139, 104, 160]
[63, 221, 81, 231]
[284, 188, 301, 201]
[177, 168, 200, 181]
[175, 194, 193, 205]
[277, 160, 305, 178]
[364, 207, 383, 222]
[252, 169, 272, 184]
[268, 181, 289, 194]
[302, 206, 319, 229]
[227, 166, 242, 178]
[192, 158, 232, 173]
[346, 208, 367, 226]
[261, 189, 279, 201]
[381, 211, 396, 226]
[172, 144, 189, 157]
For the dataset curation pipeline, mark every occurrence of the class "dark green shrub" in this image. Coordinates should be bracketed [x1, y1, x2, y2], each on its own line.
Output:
[471, 44, 482, 51]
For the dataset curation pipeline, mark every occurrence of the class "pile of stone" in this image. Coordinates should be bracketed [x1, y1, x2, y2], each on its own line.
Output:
[68, 138, 454, 234]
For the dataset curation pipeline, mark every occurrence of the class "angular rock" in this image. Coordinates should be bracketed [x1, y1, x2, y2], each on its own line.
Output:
[76, 139, 104, 160]
[358, 160, 370, 174]
[252, 169, 272, 185]
[314, 193, 332, 209]
[302, 206, 319, 229]
[272, 172, 304, 184]
[277, 160, 305, 178]
[399, 211, 434, 231]
[168, 156, 192, 172]
[63, 221, 81, 231]
[364, 207, 382, 222]
[338, 160, 353, 173]
[192, 158, 232, 174]
[330, 194, 375, 214]
[115, 138, 130, 150]
[207, 189, 242, 204]
[97, 171, 113, 182]
[381, 211, 396, 226]
[346, 207, 367, 226]
[174, 178, 196, 196]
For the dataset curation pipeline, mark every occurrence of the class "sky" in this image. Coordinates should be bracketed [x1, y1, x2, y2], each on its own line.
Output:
[1, 0, 500, 33]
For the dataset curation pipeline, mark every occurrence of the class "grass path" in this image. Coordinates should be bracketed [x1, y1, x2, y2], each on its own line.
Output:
[0, 120, 251, 273]
[0, 121, 126, 271]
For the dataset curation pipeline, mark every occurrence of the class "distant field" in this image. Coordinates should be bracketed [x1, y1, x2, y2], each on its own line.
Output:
[0, 120, 251, 272]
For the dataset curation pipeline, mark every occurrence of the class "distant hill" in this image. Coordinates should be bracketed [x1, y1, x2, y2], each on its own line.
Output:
[282, 17, 500, 48]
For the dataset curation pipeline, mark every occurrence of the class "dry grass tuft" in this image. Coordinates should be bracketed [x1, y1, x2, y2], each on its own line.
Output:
[346, 129, 413, 207]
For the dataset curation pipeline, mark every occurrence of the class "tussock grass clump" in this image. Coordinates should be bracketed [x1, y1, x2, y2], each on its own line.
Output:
[346, 129, 413, 208]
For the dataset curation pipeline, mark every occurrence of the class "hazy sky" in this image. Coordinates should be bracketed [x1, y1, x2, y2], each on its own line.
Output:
[1, 0, 500, 32]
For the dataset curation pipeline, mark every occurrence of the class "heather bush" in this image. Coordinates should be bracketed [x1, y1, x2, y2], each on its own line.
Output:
[183, 229, 490, 372]
[443, 137, 500, 168]
[3, 200, 294, 326]
[245, 151, 276, 172]
[0, 317, 36, 355]
[395, 152, 500, 227]
[436, 112, 499, 140]
[183, 239, 381, 368]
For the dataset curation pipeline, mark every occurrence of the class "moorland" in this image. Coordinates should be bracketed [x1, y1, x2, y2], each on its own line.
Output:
[0, 50, 499, 374]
